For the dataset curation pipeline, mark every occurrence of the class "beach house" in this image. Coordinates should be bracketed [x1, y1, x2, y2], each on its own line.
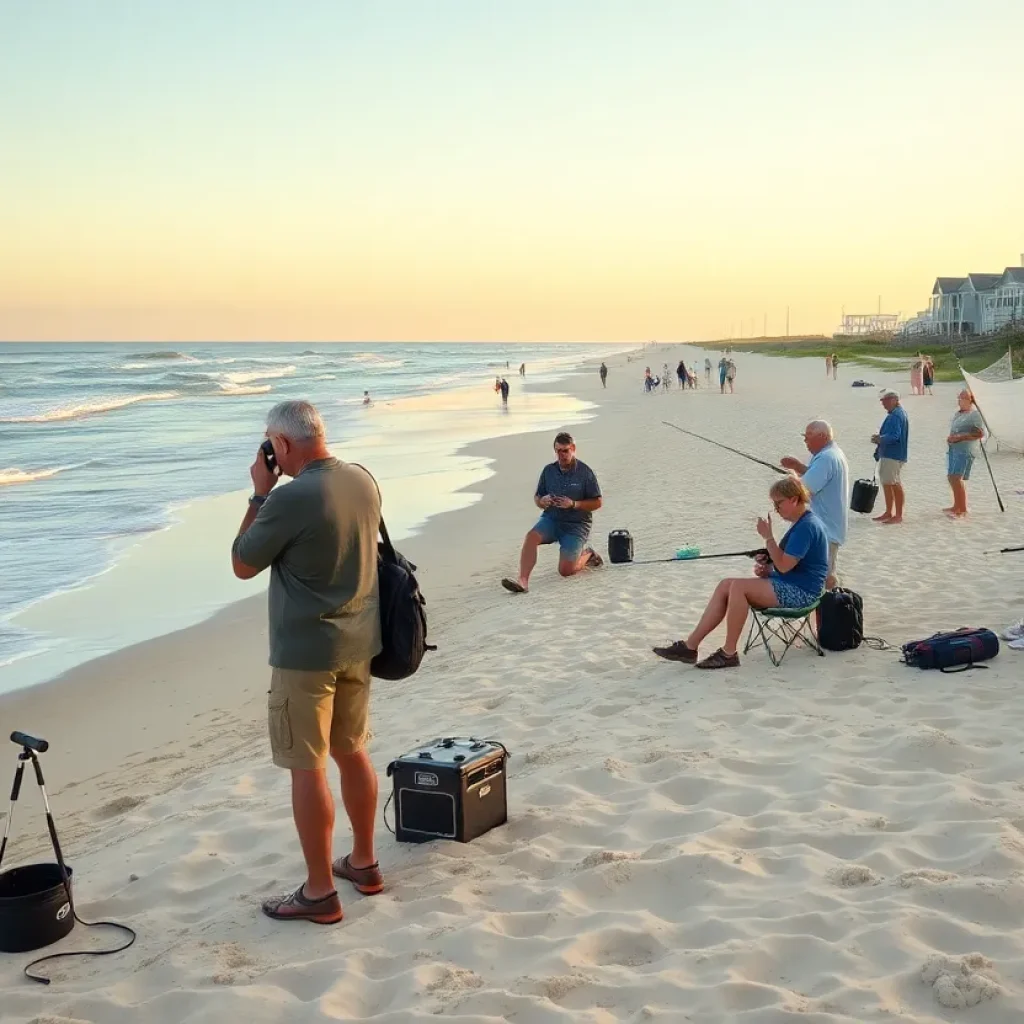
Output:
[899, 255, 1024, 336]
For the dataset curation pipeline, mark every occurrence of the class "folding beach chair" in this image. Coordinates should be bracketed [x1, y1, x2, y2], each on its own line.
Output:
[744, 601, 824, 667]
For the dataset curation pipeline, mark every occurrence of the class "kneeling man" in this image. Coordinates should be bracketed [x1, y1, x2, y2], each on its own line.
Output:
[502, 432, 603, 594]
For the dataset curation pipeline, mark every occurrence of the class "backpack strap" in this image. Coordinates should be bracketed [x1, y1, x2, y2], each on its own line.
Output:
[351, 463, 398, 563]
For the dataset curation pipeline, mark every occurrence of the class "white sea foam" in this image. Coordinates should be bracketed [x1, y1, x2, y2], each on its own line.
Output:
[0, 465, 75, 487]
[217, 382, 273, 396]
[1, 392, 180, 424]
[223, 365, 296, 385]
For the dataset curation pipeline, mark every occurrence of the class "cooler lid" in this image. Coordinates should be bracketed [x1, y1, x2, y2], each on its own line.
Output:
[396, 737, 505, 771]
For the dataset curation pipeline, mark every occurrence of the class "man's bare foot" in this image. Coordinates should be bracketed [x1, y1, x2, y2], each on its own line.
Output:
[883, 516, 903, 525]
[873, 514, 893, 523]
[946, 510, 967, 519]
[942, 506, 956, 513]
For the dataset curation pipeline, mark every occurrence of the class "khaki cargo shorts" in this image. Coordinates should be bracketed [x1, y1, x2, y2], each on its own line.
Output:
[827, 541, 841, 583]
[268, 662, 372, 771]
[878, 458, 904, 486]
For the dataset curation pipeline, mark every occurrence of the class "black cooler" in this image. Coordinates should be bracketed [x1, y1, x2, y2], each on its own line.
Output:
[387, 738, 507, 843]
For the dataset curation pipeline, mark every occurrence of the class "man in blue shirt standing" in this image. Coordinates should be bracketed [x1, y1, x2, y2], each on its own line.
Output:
[501, 432, 603, 594]
[871, 389, 909, 524]
[780, 419, 849, 588]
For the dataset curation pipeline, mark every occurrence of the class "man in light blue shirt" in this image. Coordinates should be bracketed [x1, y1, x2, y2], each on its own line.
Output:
[781, 420, 849, 588]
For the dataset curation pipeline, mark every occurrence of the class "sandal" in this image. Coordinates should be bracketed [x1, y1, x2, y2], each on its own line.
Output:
[501, 578, 528, 594]
[585, 549, 604, 569]
[696, 648, 740, 670]
[333, 854, 385, 895]
[261, 884, 343, 924]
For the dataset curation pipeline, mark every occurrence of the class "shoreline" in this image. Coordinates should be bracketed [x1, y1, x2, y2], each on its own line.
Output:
[1, 363, 610, 695]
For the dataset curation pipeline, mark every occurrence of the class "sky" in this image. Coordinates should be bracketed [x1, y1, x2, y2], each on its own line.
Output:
[2, 0, 1023, 343]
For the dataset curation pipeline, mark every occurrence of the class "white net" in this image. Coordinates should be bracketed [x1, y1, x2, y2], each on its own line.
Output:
[970, 348, 1014, 383]
[962, 368, 1024, 453]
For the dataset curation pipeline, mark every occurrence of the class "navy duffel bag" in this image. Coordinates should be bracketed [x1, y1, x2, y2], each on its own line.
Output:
[902, 628, 999, 672]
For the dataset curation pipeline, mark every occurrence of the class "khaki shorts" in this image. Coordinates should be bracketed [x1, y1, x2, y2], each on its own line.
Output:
[268, 662, 371, 770]
[878, 458, 904, 486]
[828, 541, 841, 582]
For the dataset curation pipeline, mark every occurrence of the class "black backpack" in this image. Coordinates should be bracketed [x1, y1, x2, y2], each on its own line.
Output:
[816, 588, 864, 651]
[354, 465, 436, 680]
[372, 519, 435, 680]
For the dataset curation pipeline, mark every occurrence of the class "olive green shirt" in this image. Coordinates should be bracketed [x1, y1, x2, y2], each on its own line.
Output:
[233, 458, 382, 670]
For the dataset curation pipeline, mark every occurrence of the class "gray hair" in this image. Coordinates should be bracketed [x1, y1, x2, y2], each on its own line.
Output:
[806, 419, 833, 440]
[266, 400, 326, 441]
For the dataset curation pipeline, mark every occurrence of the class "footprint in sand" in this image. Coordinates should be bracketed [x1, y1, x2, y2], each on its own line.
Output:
[93, 794, 147, 819]
[920, 953, 1001, 1009]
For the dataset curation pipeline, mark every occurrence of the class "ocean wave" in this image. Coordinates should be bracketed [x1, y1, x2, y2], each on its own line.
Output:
[217, 382, 273, 396]
[1, 392, 180, 424]
[224, 365, 296, 385]
[350, 353, 405, 366]
[127, 350, 195, 361]
[0, 465, 77, 487]
[313, 374, 337, 380]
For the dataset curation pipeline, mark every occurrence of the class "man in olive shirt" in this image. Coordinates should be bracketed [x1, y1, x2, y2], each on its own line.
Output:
[232, 400, 383, 925]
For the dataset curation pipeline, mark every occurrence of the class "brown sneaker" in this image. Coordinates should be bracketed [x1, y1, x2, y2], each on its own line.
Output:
[652, 640, 698, 663]
[261, 884, 343, 924]
[333, 854, 384, 895]
[696, 648, 740, 670]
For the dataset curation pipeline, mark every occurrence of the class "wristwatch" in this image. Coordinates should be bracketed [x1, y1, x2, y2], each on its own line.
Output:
[249, 493, 268, 507]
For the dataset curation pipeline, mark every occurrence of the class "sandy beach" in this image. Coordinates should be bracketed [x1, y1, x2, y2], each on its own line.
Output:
[3, 345, 1024, 1023]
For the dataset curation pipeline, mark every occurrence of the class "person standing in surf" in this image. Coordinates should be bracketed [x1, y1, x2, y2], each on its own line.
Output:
[599, 362, 608, 387]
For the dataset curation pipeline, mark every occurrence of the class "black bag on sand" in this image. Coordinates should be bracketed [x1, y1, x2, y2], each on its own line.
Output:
[608, 529, 634, 564]
[850, 478, 879, 514]
[816, 588, 864, 651]
[372, 518, 436, 680]
[902, 628, 999, 672]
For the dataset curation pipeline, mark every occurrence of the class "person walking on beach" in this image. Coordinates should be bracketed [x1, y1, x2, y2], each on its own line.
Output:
[501, 432, 603, 594]
[944, 389, 984, 518]
[599, 362, 608, 387]
[831, 353, 839, 379]
[726, 359, 737, 393]
[922, 355, 934, 395]
[910, 355, 924, 396]
[362, 391, 372, 406]
[233, 400, 384, 924]
[520, 363, 526, 377]
[676, 360, 687, 389]
[780, 420, 849, 588]
[500, 378, 510, 405]
[718, 356, 728, 393]
[871, 389, 909, 524]
[825, 354, 832, 378]
[705, 357, 712, 384]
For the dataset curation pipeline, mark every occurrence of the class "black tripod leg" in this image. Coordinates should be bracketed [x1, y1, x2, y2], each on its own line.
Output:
[0, 760, 26, 871]
[29, 754, 74, 903]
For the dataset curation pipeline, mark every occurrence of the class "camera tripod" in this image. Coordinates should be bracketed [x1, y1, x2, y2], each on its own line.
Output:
[2, 731, 136, 984]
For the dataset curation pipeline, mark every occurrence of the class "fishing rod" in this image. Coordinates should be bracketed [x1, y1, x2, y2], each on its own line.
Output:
[632, 547, 767, 566]
[949, 350, 1005, 512]
[984, 545, 1024, 555]
[662, 421, 787, 475]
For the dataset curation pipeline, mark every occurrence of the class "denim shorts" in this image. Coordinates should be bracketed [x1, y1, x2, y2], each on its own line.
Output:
[947, 447, 975, 480]
[770, 578, 820, 610]
[532, 517, 590, 562]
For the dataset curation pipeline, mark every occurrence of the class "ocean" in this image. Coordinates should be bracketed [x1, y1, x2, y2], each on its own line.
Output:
[0, 342, 623, 693]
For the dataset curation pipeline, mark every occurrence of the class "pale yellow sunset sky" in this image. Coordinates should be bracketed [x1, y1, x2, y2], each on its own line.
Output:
[2, 1, 1022, 342]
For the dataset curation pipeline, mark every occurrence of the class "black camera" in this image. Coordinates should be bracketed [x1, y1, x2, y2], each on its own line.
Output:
[260, 439, 280, 476]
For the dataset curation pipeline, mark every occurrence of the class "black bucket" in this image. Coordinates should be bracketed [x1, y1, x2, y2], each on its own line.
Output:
[850, 478, 879, 514]
[0, 862, 74, 952]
